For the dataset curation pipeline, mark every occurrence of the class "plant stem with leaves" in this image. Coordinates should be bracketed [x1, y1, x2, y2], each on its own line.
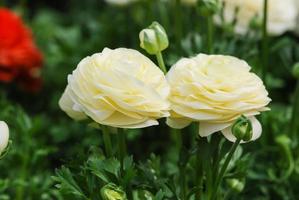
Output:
[211, 138, 241, 200]
[175, 129, 187, 200]
[195, 137, 203, 200]
[290, 82, 299, 139]
[117, 128, 127, 171]
[101, 126, 113, 157]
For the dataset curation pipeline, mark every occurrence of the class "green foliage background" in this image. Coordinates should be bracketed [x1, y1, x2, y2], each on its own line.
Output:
[1, 0, 299, 199]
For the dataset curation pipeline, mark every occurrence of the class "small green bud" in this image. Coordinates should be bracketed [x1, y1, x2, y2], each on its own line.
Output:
[231, 115, 253, 141]
[227, 178, 245, 193]
[275, 135, 291, 147]
[198, 0, 221, 16]
[100, 183, 127, 200]
[292, 63, 299, 79]
[139, 21, 169, 55]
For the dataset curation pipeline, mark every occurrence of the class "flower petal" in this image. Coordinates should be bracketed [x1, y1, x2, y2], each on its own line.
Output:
[166, 117, 192, 129]
[199, 122, 231, 137]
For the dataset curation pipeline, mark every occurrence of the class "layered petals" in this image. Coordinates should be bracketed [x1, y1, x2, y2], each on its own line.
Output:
[166, 54, 270, 142]
[59, 48, 170, 128]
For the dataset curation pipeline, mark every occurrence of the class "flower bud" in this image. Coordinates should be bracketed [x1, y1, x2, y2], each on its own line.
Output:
[227, 178, 245, 193]
[100, 183, 127, 200]
[0, 121, 9, 155]
[198, 0, 221, 16]
[292, 63, 299, 79]
[139, 21, 169, 55]
[231, 116, 253, 141]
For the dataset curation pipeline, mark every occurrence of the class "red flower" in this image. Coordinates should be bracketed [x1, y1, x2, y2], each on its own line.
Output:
[0, 8, 43, 92]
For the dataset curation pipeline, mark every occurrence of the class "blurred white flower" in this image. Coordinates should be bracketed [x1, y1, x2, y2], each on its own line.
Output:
[166, 54, 271, 142]
[295, 1, 299, 35]
[0, 121, 9, 154]
[59, 48, 170, 128]
[215, 0, 298, 35]
[105, 0, 137, 6]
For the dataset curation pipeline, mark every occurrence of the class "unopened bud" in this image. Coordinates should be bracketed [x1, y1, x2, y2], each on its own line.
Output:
[198, 0, 221, 16]
[231, 116, 252, 141]
[227, 178, 245, 193]
[292, 63, 299, 79]
[0, 121, 9, 156]
[100, 183, 127, 200]
[139, 21, 169, 55]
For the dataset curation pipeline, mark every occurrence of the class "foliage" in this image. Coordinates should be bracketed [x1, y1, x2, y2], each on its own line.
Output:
[0, 0, 299, 199]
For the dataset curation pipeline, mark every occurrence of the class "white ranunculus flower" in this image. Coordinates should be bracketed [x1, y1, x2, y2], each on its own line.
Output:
[0, 121, 9, 154]
[166, 54, 271, 142]
[59, 48, 170, 128]
[215, 0, 298, 36]
[105, 0, 137, 6]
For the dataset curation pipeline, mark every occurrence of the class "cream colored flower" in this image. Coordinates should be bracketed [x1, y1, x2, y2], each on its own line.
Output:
[166, 54, 271, 142]
[0, 121, 9, 154]
[59, 48, 170, 128]
[215, 0, 298, 35]
[105, 0, 137, 6]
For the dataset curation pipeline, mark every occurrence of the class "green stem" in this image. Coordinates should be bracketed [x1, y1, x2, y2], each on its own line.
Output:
[211, 139, 241, 200]
[174, 0, 182, 46]
[16, 156, 29, 200]
[207, 15, 214, 53]
[290, 81, 299, 139]
[261, 0, 268, 85]
[195, 140, 203, 200]
[211, 135, 222, 182]
[101, 126, 113, 157]
[175, 130, 187, 200]
[16, 134, 31, 200]
[205, 143, 213, 199]
[117, 128, 127, 170]
[275, 136, 294, 181]
[156, 51, 167, 74]
[179, 166, 187, 200]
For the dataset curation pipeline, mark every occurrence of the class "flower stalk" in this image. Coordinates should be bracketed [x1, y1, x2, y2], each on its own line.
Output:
[207, 15, 214, 53]
[156, 51, 167, 74]
[195, 141, 203, 200]
[175, 129, 187, 199]
[261, 0, 268, 85]
[101, 126, 113, 157]
[174, 0, 182, 46]
[290, 81, 299, 139]
[211, 138, 241, 200]
[117, 128, 127, 170]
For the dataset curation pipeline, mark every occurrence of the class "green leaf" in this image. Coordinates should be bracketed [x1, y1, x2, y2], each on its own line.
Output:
[53, 166, 87, 199]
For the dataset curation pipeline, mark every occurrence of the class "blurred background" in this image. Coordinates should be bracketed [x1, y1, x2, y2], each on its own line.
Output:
[1, 0, 299, 199]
